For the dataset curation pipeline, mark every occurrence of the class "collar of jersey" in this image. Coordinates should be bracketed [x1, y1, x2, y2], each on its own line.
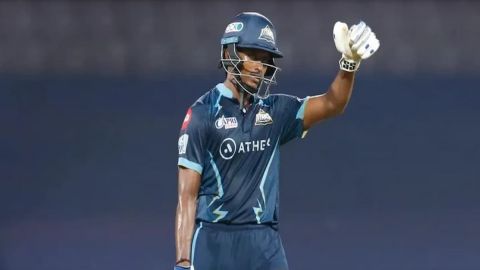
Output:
[216, 83, 258, 106]
[216, 83, 234, 99]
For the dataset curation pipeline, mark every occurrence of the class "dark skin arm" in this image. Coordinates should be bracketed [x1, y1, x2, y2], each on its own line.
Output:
[174, 62, 353, 269]
[221, 48, 356, 128]
[303, 70, 355, 129]
[175, 167, 201, 267]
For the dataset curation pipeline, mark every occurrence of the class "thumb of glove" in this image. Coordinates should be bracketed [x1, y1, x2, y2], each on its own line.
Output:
[333, 22, 353, 58]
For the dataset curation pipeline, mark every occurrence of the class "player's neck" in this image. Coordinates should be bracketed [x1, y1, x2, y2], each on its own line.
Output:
[223, 79, 252, 108]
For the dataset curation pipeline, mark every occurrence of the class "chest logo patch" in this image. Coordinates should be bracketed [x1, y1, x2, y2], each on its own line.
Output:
[219, 137, 272, 160]
[255, 109, 273, 126]
[219, 138, 237, 160]
[215, 115, 238, 130]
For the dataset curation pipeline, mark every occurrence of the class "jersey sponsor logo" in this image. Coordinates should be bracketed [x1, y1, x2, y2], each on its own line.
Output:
[258, 25, 275, 44]
[238, 138, 271, 153]
[181, 108, 192, 130]
[255, 109, 273, 125]
[215, 115, 238, 130]
[219, 138, 236, 160]
[225, 22, 244, 33]
[178, 134, 189, 155]
[219, 137, 272, 160]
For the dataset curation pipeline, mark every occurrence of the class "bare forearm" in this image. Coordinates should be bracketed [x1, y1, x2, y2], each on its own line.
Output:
[175, 197, 197, 263]
[303, 70, 356, 128]
[325, 70, 355, 114]
[175, 168, 201, 267]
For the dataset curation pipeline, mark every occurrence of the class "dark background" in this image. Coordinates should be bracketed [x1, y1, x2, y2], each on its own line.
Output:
[1, 1, 479, 270]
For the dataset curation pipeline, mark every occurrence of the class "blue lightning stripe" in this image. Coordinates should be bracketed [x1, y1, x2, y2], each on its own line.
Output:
[212, 204, 228, 222]
[253, 199, 263, 224]
[207, 151, 224, 207]
[214, 94, 222, 117]
[191, 222, 203, 265]
[254, 138, 279, 224]
[207, 152, 228, 222]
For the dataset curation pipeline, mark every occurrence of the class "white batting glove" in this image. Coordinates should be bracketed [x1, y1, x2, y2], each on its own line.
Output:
[333, 21, 380, 72]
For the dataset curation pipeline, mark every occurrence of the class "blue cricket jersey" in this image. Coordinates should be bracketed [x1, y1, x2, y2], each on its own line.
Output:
[178, 83, 308, 225]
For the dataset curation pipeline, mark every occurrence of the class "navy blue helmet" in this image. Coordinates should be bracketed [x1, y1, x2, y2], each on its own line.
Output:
[221, 12, 283, 58]
[220, 12, 282, 98]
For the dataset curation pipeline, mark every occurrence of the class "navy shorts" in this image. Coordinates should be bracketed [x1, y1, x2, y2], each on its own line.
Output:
[191, 222, 289, 270]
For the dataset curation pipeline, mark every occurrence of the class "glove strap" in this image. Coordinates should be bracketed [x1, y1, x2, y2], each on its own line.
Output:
[339, 57, 360, 72]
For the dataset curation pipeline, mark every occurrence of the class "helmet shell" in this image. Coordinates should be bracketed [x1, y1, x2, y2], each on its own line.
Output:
[221, 12, 283, 58]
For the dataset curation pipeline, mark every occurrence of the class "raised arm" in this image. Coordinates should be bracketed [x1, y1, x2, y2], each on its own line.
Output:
[303, 21, 380, 130]
[303, 70, 355, 129]
[175, 167, 201, 268]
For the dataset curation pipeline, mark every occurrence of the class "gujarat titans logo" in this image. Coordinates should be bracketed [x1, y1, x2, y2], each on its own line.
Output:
[219, 138, 236, 160]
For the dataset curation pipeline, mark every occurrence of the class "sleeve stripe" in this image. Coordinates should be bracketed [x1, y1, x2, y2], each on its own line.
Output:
[295, 97, 309, 120]
[178, 157, 203, 175]
[297, 97, 310, 139]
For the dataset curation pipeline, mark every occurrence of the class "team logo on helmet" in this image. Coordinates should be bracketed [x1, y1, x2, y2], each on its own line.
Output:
[225, 22, 244, 33]
[258, 25, 275, 44]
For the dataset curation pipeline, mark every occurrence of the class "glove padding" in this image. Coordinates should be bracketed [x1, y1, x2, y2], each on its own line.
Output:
[333, 21, 380, 71]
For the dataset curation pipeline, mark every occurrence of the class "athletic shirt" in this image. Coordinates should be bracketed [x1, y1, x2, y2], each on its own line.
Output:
[178, 83, 308, 225]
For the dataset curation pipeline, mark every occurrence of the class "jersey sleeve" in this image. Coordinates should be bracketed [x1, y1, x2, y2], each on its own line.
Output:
[275, 94, 309, 145]
[177, 106, 209, 175]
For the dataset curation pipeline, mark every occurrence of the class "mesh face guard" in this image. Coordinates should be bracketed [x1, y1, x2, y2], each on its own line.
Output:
[220, 43, 281, 99]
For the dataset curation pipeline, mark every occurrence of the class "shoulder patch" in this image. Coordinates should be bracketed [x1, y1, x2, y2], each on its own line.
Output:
[178, 134, 189, 155]
[181, 108, 192, 130]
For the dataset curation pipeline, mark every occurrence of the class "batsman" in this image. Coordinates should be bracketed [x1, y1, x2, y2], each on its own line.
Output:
[175, 12, 380, 270]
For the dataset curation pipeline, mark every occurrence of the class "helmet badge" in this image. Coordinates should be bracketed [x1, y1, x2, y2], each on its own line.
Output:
[258, 25, 275, 44]
[225, 22, 244, 33]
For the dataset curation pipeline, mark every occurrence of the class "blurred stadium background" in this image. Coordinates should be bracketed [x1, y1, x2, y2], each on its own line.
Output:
[1, 1, 479, 270]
